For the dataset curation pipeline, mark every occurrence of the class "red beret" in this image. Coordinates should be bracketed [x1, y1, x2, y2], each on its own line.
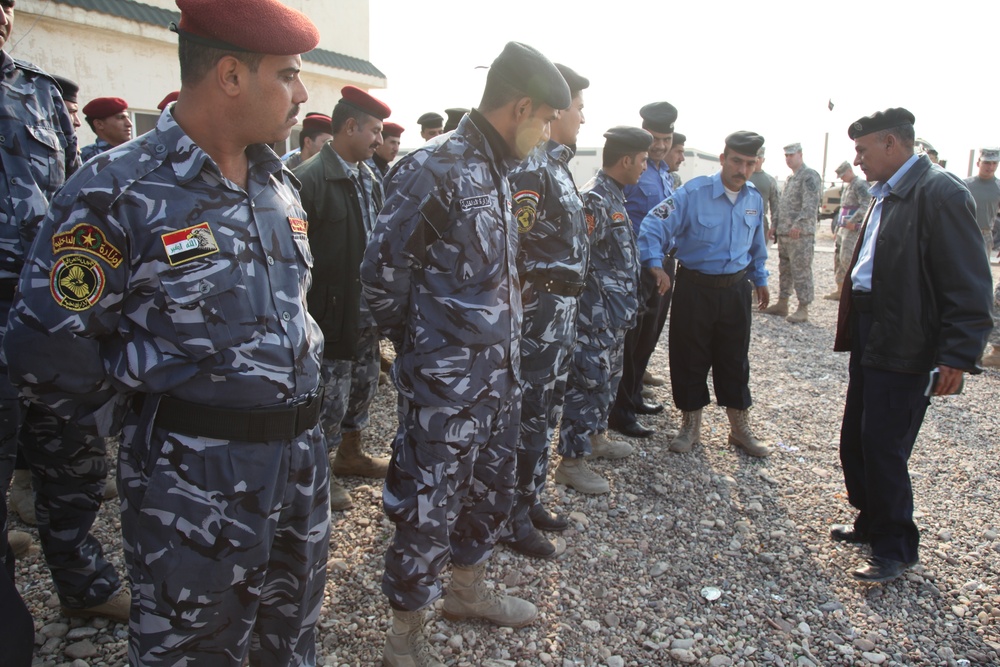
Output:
[157, 91, 179, 111]
[173, 0, 319, 56]
[82, 97, 128, 120]
[338, 86, 391, 120]
[381, 122, 404, 138]
[301, 112, 332, 133]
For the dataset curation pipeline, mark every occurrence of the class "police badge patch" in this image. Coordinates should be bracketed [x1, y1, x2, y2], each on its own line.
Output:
[50, 254, 105, 311]
[514, 190, 540, 233]
[161, 223, 220, 266]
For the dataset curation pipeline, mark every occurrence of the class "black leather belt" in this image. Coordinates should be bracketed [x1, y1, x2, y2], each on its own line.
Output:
[134, 389, 323, 442]
[524, 272, 585, 297]
[677, 266, 747, 288]
[0, 278, 17, 301]
[852, 291, 874, 313]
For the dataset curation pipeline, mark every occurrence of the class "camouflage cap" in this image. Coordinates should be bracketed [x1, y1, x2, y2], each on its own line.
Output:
[847, 107, 915, 139]
[980, 148, 1000, 162]
[835, 160, 852, 176]
[783, 142, 802, 154]
[725, 131, 765, 157]
[487, 42, 572, 110]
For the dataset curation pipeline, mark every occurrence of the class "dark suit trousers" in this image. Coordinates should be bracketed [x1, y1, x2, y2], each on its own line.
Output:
[839, 309, 929, 563]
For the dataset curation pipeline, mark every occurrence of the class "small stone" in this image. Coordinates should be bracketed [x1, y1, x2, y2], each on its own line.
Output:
[854, 638, 876, 652]
[797, 621, 811, 636]
[606, 658, 625, 667]
[985, 529, 998, 541]
[604, 612, 620, 628]
[40, 623, 69, 639]
[862, 651, 887, 664]
[818, 601, 844, 613]
[709, 656, 733, 667]
[582, 620, 601, 632]
[937, 647, 955, 660]
[796, 657, 816, 667]
[669, 649, 697, 663]
[952, 605, 967, 617]
[64, 640, 98, 660]
[568, 511, 589, 527]
[671, 638, 695, 650]
[66, 626, 99, 640]
[649, 561, 669, 577]
[70, 660, 90, 667]
[938, 530, 953, 541]
[447, 634, 463, 650]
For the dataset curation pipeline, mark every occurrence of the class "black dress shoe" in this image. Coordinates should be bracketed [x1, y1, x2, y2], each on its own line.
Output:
[503, 528, 563, 560]
[635, 401, 665, 415]
[830, 524, 870, 544]
[529, 504, 569, 532]
[608, 418, 654, 438]
[852, 556, 917, 582]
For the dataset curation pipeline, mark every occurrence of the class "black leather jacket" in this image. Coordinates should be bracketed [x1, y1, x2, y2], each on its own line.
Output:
[835, 155, 994, 373]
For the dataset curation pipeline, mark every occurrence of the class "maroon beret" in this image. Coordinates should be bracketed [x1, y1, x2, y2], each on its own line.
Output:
[381, 122, 404, 138]
[338, 86, 391, 120]
[157, 91, 179, 111]
[173, 0, 319, 56]
[301, 112, 332, 133]
[82, 97, 128, 120]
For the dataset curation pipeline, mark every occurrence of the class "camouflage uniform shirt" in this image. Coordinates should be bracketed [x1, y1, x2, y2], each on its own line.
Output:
[6, 108, 322, 429]
[777, 164, 822, 235]
[511, 139, 589, 283]
[79, 138, 113, 164]
[840, 176, 872, 228]
[361, 111, 521, 408]
[0, 50, 78, 281]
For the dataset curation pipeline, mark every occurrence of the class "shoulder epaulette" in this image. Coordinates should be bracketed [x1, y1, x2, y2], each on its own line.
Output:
[78, 136, 168, 213]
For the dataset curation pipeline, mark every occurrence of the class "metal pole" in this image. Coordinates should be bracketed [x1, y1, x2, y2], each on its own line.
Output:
[969, 149, 976, 177]
[822, 132, 829, 184]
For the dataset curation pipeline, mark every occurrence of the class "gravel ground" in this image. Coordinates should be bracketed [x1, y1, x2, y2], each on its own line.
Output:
[10, 232, 1000, 667]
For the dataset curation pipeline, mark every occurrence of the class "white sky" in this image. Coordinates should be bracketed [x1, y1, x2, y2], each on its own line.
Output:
[369, 0, 999, 181]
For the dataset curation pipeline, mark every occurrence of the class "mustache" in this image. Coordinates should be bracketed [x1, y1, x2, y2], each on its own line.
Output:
[287, 105, 300, 121]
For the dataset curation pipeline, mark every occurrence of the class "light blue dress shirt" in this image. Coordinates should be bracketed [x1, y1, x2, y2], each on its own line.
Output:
[624, 158, 674, 234]
[850, 153, 920, 292]
[638, 172, 769, 286]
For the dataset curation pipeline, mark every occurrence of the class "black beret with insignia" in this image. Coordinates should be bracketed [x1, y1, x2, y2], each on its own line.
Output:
[603, 126, 654, 154]
[444, 108, 468, 132]
[488, 41, 572, 110]
[417, 112, 444, 129]
[847, 107, 915, 139]
[639, 101, 678, 134]
[671, 132, 687, 146]
[555, 63, 589, 95]
[52, 75, 79, 104]
[725, 131, 765, 157]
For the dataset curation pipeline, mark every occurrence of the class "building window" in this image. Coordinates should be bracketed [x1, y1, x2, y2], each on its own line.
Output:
[133, 111, 158, 137]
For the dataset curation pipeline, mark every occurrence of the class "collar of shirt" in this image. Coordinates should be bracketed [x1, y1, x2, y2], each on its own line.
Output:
[597, 170, 626, 202]
[545, 139, 575, 167]
[331, 147, 360, 179]
[469, 108, 512, 164]
[709, 171, 749, 203]
[158, 108, 283, 188]
[0, 50, 13, 75]
[871, 153, 920, 200]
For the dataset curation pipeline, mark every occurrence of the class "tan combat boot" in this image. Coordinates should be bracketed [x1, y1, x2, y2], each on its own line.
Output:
[643, 371, 667, 387]
[983, 345, 1000, 369]
[7, 530, 33, 558]
[553, 457, 610, 494]
[442, 562, 537, 627]
[587, 432, 634, 460]
[62, 586, 131, 623]
[332, 430, 389, 478]
[823, 284, 843, 301]
[383, 607, 445, 667]
[726, 407, 771, 457]
[329, 475, 354, 511]
[9, 468, 36, 525]
[785, 303, 809, 323]
[763, 297, 789, 316]
[669, 410, 702, 453]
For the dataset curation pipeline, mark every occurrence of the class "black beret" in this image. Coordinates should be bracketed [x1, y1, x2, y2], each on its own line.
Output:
[487, 41, 572, 110]
[639, 101, 678, 134]
[603, 126, 653, 154]
[52, 75, 79, 104]
[672, 132, 687, 146]
[417, 112, 443, 129]
[554, 63, 589, 94]
[848, 107, 915, 139]
[725, 131, 765, 157]
[444, 108, 468, 132]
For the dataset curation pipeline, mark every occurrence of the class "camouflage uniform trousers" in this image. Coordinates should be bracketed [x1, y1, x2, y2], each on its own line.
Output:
[982, 229, 994, 259]
[834, 227, 862, 285]
[991, 278, 1000, 347]
[775, 233, 815, 304]
[18, 401, 122, 609]
[318, 325, 381, 449]
[381, 387, 521, 612]
[119, 400, 331, 666]
[558, 325, 623, 458]
[504, 289, 577, 542]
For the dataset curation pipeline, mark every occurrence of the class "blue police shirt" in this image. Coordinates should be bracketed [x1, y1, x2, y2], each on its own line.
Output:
[624, 158, 673, 234]
[638, 171, 768, 286]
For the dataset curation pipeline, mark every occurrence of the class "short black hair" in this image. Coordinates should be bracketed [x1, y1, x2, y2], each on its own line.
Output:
[330, 101, 375, 134]
[875, 124, 916, 149]
[603, 150, 643, 168]
[299, 126, 329, 149]
[178, 36, 265, 86]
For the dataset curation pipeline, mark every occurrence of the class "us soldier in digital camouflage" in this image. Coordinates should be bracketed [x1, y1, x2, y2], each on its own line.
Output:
[748, 146, 779, 242]
[0, 0, 79, 657]
[555, 127, 653, 496]
[79, 96, 132, 162]
[502, 62, 590, 560]
[5, 0, 330, 663]
[824, 161, 871, 301]
[764, 142, 822, 323]
[362, 41, 569, 667]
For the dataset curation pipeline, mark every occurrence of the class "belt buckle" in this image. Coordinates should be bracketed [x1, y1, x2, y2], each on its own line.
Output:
[289, 389, 319, 408]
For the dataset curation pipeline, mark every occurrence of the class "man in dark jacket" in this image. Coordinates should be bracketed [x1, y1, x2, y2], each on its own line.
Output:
[832, 108, 994, 583]
[294, 86, 389, 511]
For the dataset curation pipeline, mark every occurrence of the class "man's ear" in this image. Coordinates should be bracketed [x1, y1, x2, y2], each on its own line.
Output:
[217, 55, 244, 97]
[513, 96, 533, 121]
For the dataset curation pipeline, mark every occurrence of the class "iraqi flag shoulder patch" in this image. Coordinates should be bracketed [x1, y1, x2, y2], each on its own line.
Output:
[161, 223, 220, 266]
